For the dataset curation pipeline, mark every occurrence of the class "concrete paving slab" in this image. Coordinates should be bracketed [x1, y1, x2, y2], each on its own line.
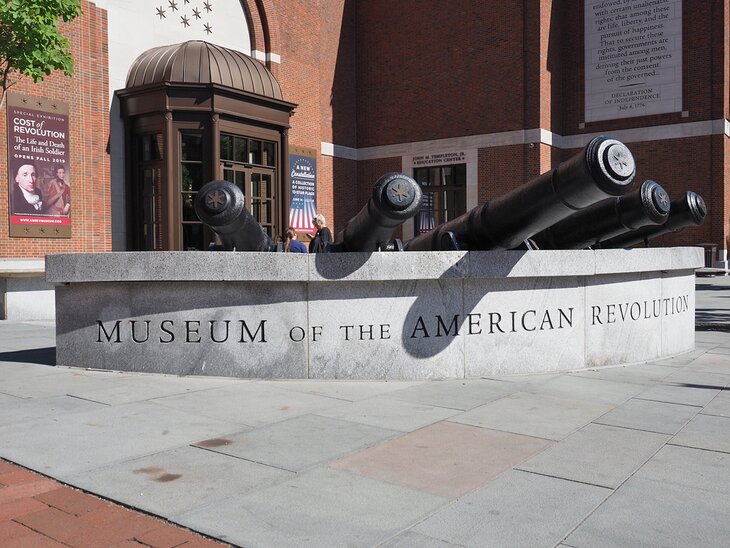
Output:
[594, 397, 700, 434]
[150, 383, 346, 428]
[663, 367, 730, 388]
[569, 363, 676, 385]
[0, 362, 60, 382]
[702, 389, 730, 417]
[414, 470, 611, 548]
[0, 338, 55, 352]
[68, 374, 235, 405]
[65, 445, 293, 517]
[0, 368, 121, 399]
[684, 353, 730, 375]
[0, 401, 241, 478]
[635, 374, 725, 407]
[314, 396, 460, 432]
[634, 444, 730, 495]
[177, 467, 448, 548]
[695, 330, 730, 344]
[707, 346, 730, 355]
[694, 341, 721, 350]
[564, 477, 730, 548]
[670, 413, 730, 453]
[450, 392, 613, 440]
[192, 414, 401, 472]
[330, 421, 551, 499]
[378, 530, 461, 547]
[646, 348, 712, 367]
[516, 423, 668, 488]
[384, 378, 520, 411]
[485, 372, 559, 384]
[527, 374, 645, 405]
[0, 394, 108, 426]
[261, 379, 424, 402]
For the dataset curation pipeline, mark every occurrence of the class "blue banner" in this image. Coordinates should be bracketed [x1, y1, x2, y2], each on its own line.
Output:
[289, 154, 317, 234]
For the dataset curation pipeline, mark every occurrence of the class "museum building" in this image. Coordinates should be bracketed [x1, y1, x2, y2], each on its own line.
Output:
[1, 1, 729, 299]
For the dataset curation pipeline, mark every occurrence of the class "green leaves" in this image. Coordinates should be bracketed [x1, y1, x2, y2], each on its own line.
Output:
[0, 0, 82, 101]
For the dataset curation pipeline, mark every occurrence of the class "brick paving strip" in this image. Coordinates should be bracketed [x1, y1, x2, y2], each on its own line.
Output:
[0, 459, 230, 547]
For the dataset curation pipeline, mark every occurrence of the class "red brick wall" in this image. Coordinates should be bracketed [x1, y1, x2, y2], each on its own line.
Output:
[625, 137, 718, 247]
[0, 1, 110, 258]
[355, 1, 526, 147]
[270, 0, 357, 234]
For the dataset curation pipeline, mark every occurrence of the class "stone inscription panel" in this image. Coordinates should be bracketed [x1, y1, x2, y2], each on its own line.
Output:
[56, 281, 309, 378]
[464, 278, 585, 377]
[57, 272, 696, 380]
[585, 0, 682, 122]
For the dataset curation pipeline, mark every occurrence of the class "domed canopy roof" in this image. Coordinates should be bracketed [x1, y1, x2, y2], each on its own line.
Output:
[126, 40, 283, 100]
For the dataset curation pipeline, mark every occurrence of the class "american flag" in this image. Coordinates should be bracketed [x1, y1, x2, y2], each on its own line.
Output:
[289, 201, 317, 234]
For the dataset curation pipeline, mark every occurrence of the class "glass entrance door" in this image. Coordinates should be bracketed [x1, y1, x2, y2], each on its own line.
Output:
[221, 165, 277, 239]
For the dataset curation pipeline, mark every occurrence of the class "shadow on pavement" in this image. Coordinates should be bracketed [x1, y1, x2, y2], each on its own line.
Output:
[670, 383, 728, 391]
[696, 283, 730, 292]
[0, 347, 56, 366]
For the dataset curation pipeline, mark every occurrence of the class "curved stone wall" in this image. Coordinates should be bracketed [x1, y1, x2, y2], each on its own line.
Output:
[47, 248, 703, 379]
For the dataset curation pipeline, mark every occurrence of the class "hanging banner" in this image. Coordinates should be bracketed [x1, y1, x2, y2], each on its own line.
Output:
[7, 93, 71, 238]
[288, 146, 317, 235]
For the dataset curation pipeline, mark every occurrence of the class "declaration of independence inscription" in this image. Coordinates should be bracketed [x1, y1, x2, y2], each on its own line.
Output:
[585, 0, 682, 122]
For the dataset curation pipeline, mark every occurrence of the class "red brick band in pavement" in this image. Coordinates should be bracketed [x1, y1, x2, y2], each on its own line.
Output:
[0, 459, 230, 547]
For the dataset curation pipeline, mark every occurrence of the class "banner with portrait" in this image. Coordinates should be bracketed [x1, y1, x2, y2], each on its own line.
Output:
[7, 93, 71, 238]
[288, 146, 317, 235]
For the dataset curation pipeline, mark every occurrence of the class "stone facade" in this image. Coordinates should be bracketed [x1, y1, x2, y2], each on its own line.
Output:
[0, 1, 728, 265]
[48, 248, 703, 379]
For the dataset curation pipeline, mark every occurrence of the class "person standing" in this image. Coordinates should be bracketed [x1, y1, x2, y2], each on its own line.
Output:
[309, 214, 332, 253]
[11, 162, 43, 215]
[284, 228, 308, 253]
[41, 164, 71, 216]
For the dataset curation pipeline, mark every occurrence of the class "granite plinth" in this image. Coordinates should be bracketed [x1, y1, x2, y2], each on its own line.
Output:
[48, 248, 703, 379]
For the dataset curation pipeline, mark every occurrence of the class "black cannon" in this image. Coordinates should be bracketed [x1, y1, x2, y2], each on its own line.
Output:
[194, 179, 278, 252]
[331, 172, 423, 252]
[403, 135, 637, 251]
[530, 179, 671, 250]
[598, 191, 707, 249]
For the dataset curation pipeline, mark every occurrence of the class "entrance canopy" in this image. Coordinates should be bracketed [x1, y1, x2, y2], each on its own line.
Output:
[117, 41, 296, 251]
[125, 40, 283, 100]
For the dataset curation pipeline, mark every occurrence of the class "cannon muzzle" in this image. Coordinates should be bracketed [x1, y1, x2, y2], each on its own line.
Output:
[332, 172, 422, 252]
[194, 180, 277, 252]
[531, 180, 671, 250]
[598, 191, 707, 249]
[404, 136, 636, 251]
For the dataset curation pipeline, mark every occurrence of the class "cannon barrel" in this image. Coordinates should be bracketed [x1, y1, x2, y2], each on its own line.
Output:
[332, 172, 423, 252]
[403, 135, 637, 251]
[598, 191, 707, 249]
[530, 180, 671, 250]
[194, 179, 277, 252]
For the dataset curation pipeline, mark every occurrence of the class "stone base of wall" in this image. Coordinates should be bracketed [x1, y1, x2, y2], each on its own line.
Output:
[47, 249, 704, 379]
[1, 259, 55, 321]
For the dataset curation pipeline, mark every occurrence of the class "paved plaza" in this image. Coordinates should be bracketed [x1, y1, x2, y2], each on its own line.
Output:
[0, 277, 728, 547]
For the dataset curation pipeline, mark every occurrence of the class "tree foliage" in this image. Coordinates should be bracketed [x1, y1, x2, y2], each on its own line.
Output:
[0, 0, 82, 107]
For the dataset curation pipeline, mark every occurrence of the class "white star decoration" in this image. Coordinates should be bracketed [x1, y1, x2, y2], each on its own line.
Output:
[153, 1, 214, 35]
